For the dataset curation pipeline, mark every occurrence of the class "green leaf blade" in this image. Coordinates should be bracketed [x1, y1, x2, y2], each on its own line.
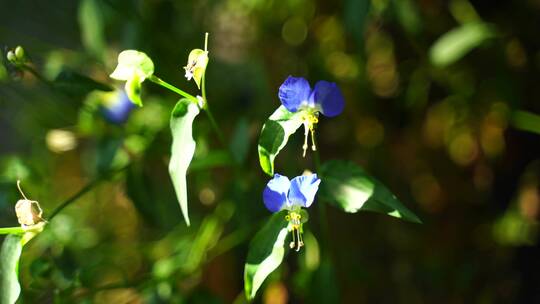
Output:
[244, 211, 289, 300]
[168, 99, 200, 226]
[0, 234, 23, 304]
[319, 160, 421, 223]
[258, 106, 303, 176]
[429, 22, 496, 67]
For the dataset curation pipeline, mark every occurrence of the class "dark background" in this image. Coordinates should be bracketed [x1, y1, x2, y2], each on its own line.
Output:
[1, 0, 539, 303]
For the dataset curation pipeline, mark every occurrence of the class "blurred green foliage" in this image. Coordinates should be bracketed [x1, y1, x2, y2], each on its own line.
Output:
[0, 0, 539, 303]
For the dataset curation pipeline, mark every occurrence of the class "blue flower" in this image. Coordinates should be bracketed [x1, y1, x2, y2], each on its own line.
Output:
[101, 91, 136, 124]
[263, 173, 321, 251]
[278, 76, 345, 156]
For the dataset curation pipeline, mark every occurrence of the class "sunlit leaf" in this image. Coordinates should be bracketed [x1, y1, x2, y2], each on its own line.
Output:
[244, 211, 289, 300]
[169, 98, 200, 226]
[429, 22, 496, 67]
[319, 160, 421, 223]
[258, 106, 303, 176]
[0, 235, 23, 304]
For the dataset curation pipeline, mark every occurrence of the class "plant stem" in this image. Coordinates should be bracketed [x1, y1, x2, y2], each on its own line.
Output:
[48, 165, 130, 221]
[313, 148, 330, 253]
[0, 227, 25, 235]
[48, 179, 100, 221]
[148, 75, 197, 102]
[204, 104, 228, 148]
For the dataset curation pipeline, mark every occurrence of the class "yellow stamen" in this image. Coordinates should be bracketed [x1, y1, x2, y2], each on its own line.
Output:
[300, 112, 319, 157]
[286, 210, 305, 251]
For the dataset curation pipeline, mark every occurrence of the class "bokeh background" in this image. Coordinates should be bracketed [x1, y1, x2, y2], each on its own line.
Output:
[1, 0, 540, 303]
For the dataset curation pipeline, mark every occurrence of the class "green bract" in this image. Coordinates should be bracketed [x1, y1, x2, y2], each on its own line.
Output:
[184, 48, 209, 89]
[110, 50, 154, 106]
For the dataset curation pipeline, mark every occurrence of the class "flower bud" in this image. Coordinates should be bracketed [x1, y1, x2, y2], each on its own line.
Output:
[14, 46, 25, 60]
[6, 50, 16, 62]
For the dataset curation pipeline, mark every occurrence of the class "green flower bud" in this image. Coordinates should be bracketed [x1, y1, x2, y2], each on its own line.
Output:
[6, 50, 16, 62]
[14, 46, 25, 60]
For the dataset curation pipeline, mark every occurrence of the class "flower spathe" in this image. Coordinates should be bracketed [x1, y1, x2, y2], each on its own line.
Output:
[278, 76, 345, 156]
[263, 173, 321, 251]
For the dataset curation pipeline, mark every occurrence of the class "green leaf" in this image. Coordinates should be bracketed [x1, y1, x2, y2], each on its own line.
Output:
[319, 160, 421, 223]
[0, 234, 23, 304]
[110, 50, 154, 81]
[429, 22, 496, 67]
[53, 69, 112, 96]
[244, 211, 289, 300]
[168, 98, 200, 226]
[258, 106, 303, 176]
[511, 110, 540, 135]
[78, 0, 106, 59]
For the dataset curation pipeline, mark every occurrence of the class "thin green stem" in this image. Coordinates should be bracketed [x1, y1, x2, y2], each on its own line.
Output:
[48, 179, 100, 221]
[48, 165, 130, 221]
[0, 227, 25, 235]
[313, 146, 330, 255]
[204, 104, 228, 148]
[20, 64, 49, 84]
[148, 75, 197, 102]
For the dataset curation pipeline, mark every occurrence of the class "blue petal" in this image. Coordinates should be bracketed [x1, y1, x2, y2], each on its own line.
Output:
[288, 174, 321, 208]
[278, 76, 312, 112]
[102, 91, 135, 124]
[311, 81, 345, 117]
[263, 174, 291, 212]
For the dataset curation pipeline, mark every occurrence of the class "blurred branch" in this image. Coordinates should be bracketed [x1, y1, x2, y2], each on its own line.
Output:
[48, 165, 130, 221]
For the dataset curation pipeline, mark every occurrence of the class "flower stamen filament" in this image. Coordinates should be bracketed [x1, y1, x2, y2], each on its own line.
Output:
[300, 112, 319, 157]
[286, 210, 305, 251]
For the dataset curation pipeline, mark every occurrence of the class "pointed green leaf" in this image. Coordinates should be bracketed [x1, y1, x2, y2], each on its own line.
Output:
[429, 22, 496, 67]
[244, 211, 289, 300]
[168, 98, 200, 226]
[0, 234, 23, 304]
[258, 106, 303, 176]
[319, 160, 421, 223]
